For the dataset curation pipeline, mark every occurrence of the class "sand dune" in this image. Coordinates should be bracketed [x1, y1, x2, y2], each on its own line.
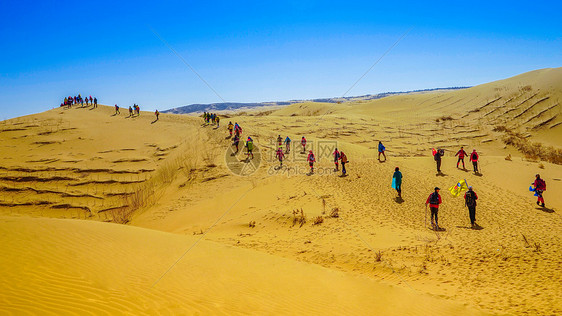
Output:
[0, 216, 482, 315]
[1, 68, 561, 314]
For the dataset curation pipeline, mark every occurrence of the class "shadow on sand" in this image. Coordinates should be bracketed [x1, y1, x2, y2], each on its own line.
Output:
[394, 197, 404, 204]
[456, 224, 484, 230]
[436, 172, 447, 177]
[536, 207, 555, 213]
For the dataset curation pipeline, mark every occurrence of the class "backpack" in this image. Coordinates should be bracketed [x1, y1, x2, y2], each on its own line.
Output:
[429, 192, 439, 205]
[471, 152, 478, 161]
[465, 191, 476, 207]
[537, 178, 546, 191]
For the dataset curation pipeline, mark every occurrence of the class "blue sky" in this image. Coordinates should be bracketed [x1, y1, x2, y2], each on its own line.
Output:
[1, 1, 560, 119]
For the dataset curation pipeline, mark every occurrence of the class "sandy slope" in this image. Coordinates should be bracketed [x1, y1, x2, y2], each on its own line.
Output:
[0, 216, 481, 315]
[1, 68, 561, 315]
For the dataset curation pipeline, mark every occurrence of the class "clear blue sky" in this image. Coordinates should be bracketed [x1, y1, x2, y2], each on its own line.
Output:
[1, 1, 560, 119]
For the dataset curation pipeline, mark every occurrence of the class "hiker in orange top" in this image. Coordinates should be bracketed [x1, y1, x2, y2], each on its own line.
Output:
[455, 146, 468, 169]
[307, 150, 315, 173]
[425, 187, 442, 230]
[155, 110, 160, 121]
[227, 121, 234, 137]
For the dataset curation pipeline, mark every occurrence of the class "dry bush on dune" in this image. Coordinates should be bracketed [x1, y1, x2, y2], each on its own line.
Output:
[312, 216, 324, 225]
[292, 209, 306, 227]
[329, 207, 340, 218]
[503, 133, 562, 164]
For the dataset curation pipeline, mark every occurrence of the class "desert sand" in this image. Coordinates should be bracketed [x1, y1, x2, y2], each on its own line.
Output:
[1, 67, 561, 315]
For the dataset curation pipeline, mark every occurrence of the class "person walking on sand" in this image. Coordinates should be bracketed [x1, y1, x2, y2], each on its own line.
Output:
[155, 110, 159, 121]
[333, 148, 341, 171]
[234, 123, 242, 137]
[464, 186, 478, 228]
[378, 141, 386, 161]
[129, 106, 133, 117]
[340, 151, 348, 175]
[426, 187, 442, 230]
[245, 137, 254, 160]
[114, 104, 120, 115]
[233, 134, 240, 153]
[532, 174, 547, 207]
[93, 97, 97, 108]
[277, 135, 283, 148]
[433, 148, 444, 173]
[216, 116, 220, 127]
[284, 136, 291, 153]
[301, 136, 307, 152]
[227, 121, 234, 136]
[455, 146, 468, 169]
[275, 147, 285, 167]
[307, 150, 316, 173]
[470, 149, 479, 173]
[392, 167, 402, 198]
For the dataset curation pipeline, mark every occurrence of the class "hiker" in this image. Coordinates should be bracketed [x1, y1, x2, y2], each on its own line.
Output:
[84, 97, 88, 106]
[246, 137, 254, 159]
[284, 136, 291, 153]
[470, 149, 479, 173]
[114, 104, 120, 114]
[155, 110, 159, 121]
[93, 97, 97, 108]
[301, 136, 307, 152]
[425, 187, 442, 230]
[232, 134, 240, 153]
[532, 174, 547, 207]
[234, 123, 242, 137]
[227, 121, 234, 136]
[136, 105, 140, 116]
[392, 167, 402, 198]
[129, 106, 133, 117]
[378, 141, 386, 161]
[340, 151, 348, 175]
[433, 148, 444, 173]
[455, 146, 468, 169]
[216, 116, 220, 127]
[307, 150, 315, 173]
[275, 147, 285, 167]
[333, 148, 340, 171]
[89, 96, 93, 104]
[277, 135, 283, 148]
[464, 186, 478, 227]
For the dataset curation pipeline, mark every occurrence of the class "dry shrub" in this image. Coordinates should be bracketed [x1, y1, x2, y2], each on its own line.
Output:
[538, 163, 545, 169]
[505, 154, 512, 161]
[520, 85, 532, 92]
[503, 133, 562, 164]
[329, 207, 340, 218]
[292, 209, 306, 227]
[312, 216, 324, 225]
[249, 221, 256, 228]
[374, 251, 383, 262]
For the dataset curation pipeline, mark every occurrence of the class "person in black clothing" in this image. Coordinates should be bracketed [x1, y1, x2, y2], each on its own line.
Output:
[434, 148, 444, 173]
[464, 186, 478, 228]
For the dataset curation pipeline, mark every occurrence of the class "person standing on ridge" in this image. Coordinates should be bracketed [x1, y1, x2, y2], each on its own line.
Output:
[155, 110, 159, 121]
[340, 151, 348, 176]
[425, 187, 442, 230]
[129, 106, 133, 117]
[114, 104, 120, 115]
[333, 148, 341, 171]
[275, 147, 285, 167]
[464, 186, 478, 228]
[433, 148, 444, 173]
[455, 146, 468, 169]
[392, 167, 402, 198]
[93, 97, 97, 108]
[301, 136, 307, 153]
[378, 141, 386, 161]
[284, 136, 291, 153]
[532, 174, 547, 207]
[307, 150, 315, 173]
[470, 149, 479, 173]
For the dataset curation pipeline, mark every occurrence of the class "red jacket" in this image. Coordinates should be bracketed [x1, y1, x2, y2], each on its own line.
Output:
[426, 193, 442, 208]
[470, 151, 479, 162]
[307, 153, 315, 163]
[533, 178, 546, 191]
[455, 149, 468, 158]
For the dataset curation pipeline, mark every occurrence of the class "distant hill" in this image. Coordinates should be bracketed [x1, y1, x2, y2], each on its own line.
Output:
[162, 87, 470, 114]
